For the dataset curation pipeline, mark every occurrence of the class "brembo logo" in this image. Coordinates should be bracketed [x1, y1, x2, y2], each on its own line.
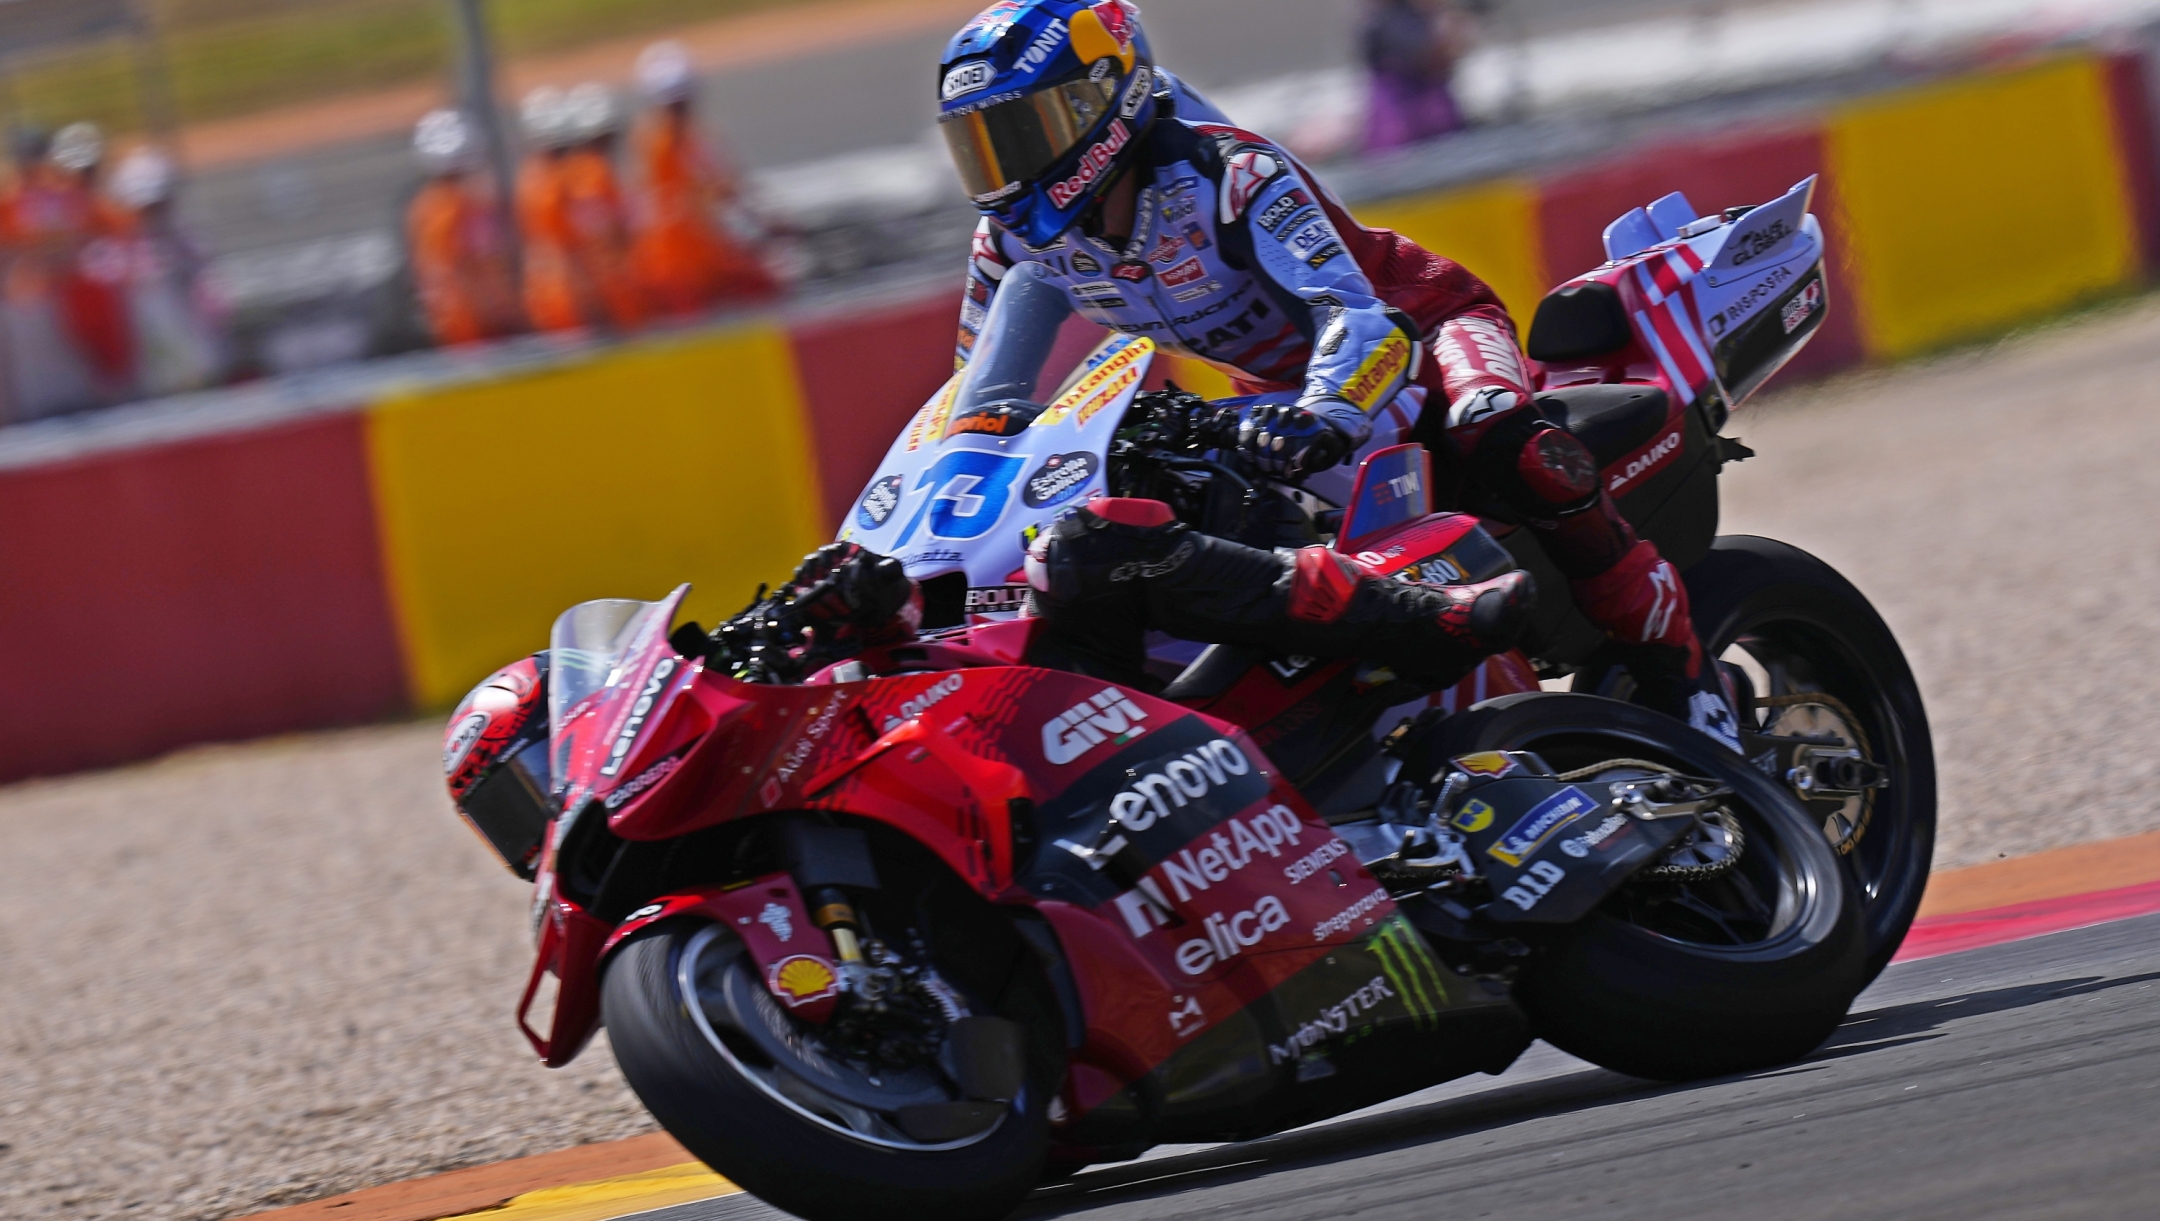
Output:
[1608, 430, 1681, 493]
[600, 657, 677, 777]
[1042, 686, 1150, 764]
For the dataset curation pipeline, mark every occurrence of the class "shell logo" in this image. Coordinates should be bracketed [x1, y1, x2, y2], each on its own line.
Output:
[1452, 751, 1519, 778]
[767, 955, 840, 1007]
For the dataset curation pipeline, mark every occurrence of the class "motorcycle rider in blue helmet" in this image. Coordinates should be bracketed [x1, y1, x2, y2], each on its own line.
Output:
[928, 0, 1737, 745]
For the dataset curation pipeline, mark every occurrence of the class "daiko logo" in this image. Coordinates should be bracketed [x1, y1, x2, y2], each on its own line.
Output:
[1042, 686, 1150, 763]
[1608, 430, 1682, 493]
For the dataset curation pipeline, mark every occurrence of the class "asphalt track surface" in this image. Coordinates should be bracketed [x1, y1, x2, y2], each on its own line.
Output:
[630, 913, 2160, 1221]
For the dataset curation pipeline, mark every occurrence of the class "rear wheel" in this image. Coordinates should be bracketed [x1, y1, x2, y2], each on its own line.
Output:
[1442, 693, 1867, 1081]
[602, 920, 1057, 1221]
[1683, 536, 1935, 982]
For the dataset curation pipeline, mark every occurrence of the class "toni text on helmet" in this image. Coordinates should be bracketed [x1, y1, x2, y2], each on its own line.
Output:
[937, 0, 1158, 248]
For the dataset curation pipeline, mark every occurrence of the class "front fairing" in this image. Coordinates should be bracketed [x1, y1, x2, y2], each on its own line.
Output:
[845, 314, 1155, 607]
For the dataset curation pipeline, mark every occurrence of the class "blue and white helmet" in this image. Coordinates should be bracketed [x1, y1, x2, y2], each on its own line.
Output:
[937, 0, 1160, 249]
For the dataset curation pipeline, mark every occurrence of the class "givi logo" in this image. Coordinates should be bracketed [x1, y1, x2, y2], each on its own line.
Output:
[1042, 687, 1150, 764]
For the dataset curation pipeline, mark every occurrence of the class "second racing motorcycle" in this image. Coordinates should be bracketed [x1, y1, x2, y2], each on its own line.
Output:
[444, 178, 1927, 1221]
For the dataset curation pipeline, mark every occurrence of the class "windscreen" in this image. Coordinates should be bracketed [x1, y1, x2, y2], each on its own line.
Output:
[546, 594, 676, 794]
[952, 259, 1075, 417]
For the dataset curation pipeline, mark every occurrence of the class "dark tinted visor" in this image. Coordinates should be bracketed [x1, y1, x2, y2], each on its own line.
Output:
[942, 77, 1119, 202]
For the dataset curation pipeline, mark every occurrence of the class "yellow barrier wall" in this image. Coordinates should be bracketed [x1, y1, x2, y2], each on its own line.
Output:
[1829, 56, 2139, 360]
[1357, 178, 1550, 324]
[368, 325, 826, 707]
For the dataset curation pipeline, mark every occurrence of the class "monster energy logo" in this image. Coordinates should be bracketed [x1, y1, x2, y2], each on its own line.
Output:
[1365, 915, 1450, 1029]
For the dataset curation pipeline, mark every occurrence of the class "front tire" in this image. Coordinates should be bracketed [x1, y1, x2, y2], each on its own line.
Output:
[602, 922, 1054, 1221]
[1441, 693, 1867, 1081]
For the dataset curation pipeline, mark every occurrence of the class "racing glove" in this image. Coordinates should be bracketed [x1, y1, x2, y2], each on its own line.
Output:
[1233, 400, 1357, 477]
[786, 542, 919, 640]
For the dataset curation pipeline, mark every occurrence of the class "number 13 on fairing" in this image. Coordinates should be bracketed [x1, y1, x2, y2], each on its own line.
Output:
[893, 450, 1027, 545]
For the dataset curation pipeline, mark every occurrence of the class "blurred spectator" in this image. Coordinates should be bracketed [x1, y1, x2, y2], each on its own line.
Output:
[48, 124, 137, 398]
[406, 110, 523, 347]
[1361, 0, 1472, 152]
[628, 41, 780, 316]
[517, 87, 589, 333]
[108, 148, 229, 397]
[0, 125, 128, 420]
[559, 84, 648, 331]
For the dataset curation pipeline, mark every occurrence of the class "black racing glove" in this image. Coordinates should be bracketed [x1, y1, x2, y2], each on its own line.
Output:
[1234, 401, 1353, 478]
[787, 542, 914, 633]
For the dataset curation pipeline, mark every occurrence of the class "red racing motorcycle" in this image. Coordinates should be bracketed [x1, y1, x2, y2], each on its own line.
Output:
[442, 178, 1914, 1221]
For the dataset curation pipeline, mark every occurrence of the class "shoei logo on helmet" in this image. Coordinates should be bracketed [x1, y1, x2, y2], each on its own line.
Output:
[942, 60, 994, 99]
[1047, 118, 1131, 209]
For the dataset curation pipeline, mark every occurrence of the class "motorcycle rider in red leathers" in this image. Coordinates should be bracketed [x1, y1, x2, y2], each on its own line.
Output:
[814, 0, 1738, 744]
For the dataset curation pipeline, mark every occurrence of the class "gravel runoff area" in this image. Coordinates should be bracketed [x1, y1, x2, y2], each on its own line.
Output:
[6, 298, 2160, 1220]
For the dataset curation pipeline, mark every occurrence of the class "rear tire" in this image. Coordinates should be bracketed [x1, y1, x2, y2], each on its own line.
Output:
[1441, 693, 1867, 1081]
[602, 922, 1054, 1221]
[1683, 536, 1936, 983]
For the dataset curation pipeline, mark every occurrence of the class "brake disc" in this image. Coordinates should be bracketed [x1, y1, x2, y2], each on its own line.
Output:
[1757, 693, 1876, 855]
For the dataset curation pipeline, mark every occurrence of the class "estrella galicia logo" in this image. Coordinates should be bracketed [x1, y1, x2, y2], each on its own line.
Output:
[1023, 452, 1098, 508]
[856, 475, 903, 531]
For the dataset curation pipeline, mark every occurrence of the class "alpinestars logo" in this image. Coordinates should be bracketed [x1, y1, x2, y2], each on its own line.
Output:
[1047, 119, 1130, 209]
[1042, 686, 1150, 763]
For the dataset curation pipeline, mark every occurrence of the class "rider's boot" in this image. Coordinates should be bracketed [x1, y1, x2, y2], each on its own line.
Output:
[1537, 485, 1743, 752]
[1026, 498, 1534, 690]
[1503, 423, 1753, 752]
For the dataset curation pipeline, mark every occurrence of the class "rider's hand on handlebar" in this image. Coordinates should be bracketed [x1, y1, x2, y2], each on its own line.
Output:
[787, 542, 914, 632]
[1233, 401, 1354, 478]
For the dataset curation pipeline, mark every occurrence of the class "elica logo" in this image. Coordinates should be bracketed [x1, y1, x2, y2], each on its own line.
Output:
[882, 674, 963, 733]
[600, 657, 677, 777]
[1107, 738, 1252, 832]
[1114, 804, 1311, 937]
[941, 60, 993, 100]
[1042, 686, 1149, 764]
[1608, 430, 1681, 493]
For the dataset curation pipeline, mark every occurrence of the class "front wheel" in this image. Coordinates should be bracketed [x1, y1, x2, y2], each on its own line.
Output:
[1441, 693, 1867, 1081]
[601, 922, 1056, 1221]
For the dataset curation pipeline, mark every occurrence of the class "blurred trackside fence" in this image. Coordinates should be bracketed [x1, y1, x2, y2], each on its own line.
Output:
[0, 40, 2156, 783]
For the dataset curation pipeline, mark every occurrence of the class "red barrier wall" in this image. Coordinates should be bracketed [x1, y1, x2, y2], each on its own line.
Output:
[0, 414, 405, 781]
[791, 294, 959, 533]
[2103, 51, 2160, 273]
[1536, 125, 1866, 383]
